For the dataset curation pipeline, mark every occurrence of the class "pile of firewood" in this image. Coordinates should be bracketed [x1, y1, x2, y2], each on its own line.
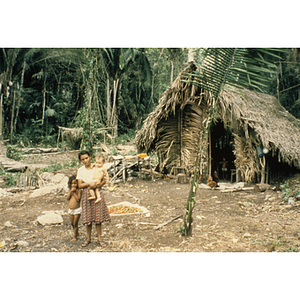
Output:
[107, 155, 153, 184]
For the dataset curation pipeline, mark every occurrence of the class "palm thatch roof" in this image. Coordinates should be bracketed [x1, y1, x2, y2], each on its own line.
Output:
[135, 62, 300, 177]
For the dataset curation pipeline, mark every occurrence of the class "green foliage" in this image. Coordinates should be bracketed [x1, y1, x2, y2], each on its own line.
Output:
[280, 179, 300, 202]
[6, 145, 23, 161]
[3, 172, 17, 187]
[183, 48, 284, 100]
[1, 47, 292, 150]
[39, 158, 78, 173]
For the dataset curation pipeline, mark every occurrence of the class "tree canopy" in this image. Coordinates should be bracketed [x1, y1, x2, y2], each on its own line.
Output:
[0, 48, 298, 150]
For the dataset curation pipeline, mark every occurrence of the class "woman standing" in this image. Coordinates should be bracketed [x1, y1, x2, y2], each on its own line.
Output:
[76, 150, 111, 247]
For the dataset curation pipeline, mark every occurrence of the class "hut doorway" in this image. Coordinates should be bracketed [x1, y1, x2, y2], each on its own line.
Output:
[210, 121, 235, 181]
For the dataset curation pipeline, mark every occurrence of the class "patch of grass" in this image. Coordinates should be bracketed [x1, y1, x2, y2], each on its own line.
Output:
[39, 158, 79, 174]
[284, 246, 299, 252]
[3, 172, 17, 187]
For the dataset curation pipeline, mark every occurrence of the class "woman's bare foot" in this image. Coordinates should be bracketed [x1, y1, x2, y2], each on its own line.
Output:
[71, 237, 77, 242]
[95, 198, 101, 203]
[98, 241, 106, 247]
[81, 240, 91, 247]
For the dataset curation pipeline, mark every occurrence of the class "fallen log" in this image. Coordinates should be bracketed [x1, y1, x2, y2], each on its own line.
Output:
[254, 183, 270, 192]
[154, 214, 183, 230]
[6, 186, 36, 193]
[22, 147, 59, 154]
[0, 160, 28, 172]
[220, 187, 254, 193]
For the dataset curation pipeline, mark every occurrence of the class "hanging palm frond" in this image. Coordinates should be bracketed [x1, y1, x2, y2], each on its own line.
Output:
[182, 48, 239, 101]
[183, 48, 285, 96]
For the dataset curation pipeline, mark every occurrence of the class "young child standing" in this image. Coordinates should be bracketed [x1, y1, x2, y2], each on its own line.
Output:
[66, 175, 82, 242]
[88, 154, 110, 203]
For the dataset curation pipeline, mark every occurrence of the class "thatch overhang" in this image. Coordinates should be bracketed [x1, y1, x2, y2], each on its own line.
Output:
[135, 62, 300, 177]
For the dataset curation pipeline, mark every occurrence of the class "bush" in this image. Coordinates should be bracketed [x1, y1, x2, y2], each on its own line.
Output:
[6, 145, 23, 161]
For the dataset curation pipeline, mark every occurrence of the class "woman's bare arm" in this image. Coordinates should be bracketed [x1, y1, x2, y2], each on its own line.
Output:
[77, 179, 97, 189]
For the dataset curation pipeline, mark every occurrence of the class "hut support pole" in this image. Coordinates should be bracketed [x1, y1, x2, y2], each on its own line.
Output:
[259, 156, 266, 184]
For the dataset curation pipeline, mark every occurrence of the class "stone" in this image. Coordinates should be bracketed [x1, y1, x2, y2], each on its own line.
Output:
[51, 174, 68, 185]
[4, 221, 15, 227]
[242, 232, 252, 238]
[40, 172, 55, 181]
[42, 210, 65, 215]
[30, 183, 67, 198]
[0, 188, 13, 197]
[37, 212, 63, 226]
[30, 186, 56, 198]
[17, 240, 29, 247]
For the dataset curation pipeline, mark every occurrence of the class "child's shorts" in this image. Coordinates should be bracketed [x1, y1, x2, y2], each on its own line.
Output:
[68, 207, 82, 215]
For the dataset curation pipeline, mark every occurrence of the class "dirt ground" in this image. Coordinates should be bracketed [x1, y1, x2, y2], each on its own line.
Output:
[1, 150, 300, 253]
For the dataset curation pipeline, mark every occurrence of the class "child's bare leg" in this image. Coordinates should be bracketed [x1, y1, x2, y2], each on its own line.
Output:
[69, 215, 74, 229]
[95, 189, 101, 203]
[69, 214, 76, 241]
[71, 214, 80, 241]
[88, 188, 96, 200]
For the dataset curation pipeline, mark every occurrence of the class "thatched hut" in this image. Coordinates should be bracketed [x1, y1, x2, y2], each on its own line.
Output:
[135, 62, 300, 183]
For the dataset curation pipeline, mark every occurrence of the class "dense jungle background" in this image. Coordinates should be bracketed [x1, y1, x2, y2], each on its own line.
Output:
[1, 48, 300, 152]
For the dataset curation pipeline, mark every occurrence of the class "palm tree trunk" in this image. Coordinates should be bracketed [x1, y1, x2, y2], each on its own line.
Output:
[106, 77, 111, 126]
[183, 128, 209, 236]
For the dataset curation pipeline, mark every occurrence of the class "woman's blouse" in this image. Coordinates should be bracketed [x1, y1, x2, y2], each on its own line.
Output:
[76, 165, 95, 183]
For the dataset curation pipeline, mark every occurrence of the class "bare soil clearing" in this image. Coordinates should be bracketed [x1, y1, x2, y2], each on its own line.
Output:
[1, 151, 300, 252]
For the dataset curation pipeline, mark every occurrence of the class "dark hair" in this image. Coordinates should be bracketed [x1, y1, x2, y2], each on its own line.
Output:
[78, 150, 90, 161]
[68, 175, 77, 188]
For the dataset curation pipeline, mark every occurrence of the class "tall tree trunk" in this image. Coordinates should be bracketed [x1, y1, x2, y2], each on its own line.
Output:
[42, 70, 47, 125]
[111, 79, 119, 138]
[170, 61, 174, 84]
[0, 83, 2, 140]
[151, 74, 155, 104]
[188, 48, 195, 62]
[14, 60, 26, 132]
[10, 90, 16, 141]
[106, 77, 111, 127]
